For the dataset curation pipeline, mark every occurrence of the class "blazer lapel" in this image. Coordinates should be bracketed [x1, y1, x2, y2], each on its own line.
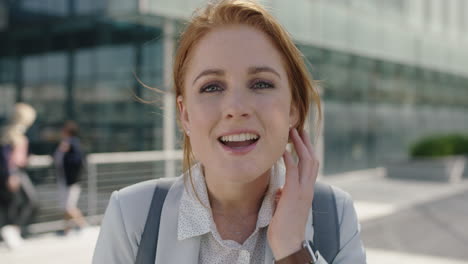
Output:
[155, 178, 201, 264]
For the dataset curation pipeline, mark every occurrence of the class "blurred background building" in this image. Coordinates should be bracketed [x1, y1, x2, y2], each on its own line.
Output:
[1, 0, 467, 176]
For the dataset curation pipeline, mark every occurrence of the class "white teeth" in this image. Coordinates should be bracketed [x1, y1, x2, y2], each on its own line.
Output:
[220, 133, 259, 142]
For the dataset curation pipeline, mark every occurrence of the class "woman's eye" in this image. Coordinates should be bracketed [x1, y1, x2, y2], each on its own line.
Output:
[252, 81, 274, 89]
[200, 84, 223, 93]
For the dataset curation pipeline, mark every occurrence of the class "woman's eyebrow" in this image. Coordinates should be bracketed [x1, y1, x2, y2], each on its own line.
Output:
[193, 69, 225, 85]
[248, 66, 281, 79]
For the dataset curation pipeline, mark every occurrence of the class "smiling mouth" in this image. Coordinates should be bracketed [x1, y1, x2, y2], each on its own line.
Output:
[218, 133, 260, 148]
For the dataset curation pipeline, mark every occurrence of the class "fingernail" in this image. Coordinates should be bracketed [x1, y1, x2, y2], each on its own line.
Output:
[285, 143, 292, 152]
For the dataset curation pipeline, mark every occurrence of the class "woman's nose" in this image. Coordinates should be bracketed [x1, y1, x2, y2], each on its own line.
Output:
[223, 89, 252, 119]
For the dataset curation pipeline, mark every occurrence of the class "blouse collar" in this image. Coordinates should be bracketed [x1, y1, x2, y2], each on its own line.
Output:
[177, 162, 285, 241]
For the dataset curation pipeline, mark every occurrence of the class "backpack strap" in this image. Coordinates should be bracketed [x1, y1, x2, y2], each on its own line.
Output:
[135, 178, 176, 264]
[312, 182, 340, 263]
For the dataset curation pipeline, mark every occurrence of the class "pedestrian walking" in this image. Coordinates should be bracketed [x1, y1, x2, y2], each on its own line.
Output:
[0, 103, 38, 249]
[54, 120, 87, 234]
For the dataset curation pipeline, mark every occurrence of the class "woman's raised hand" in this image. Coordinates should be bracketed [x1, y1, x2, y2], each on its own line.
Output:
[267, 128, 320, 260]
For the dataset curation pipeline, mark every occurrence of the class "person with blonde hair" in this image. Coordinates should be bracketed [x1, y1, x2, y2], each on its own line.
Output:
[0, 103, 38, 249]
[94, 1, 366, 263]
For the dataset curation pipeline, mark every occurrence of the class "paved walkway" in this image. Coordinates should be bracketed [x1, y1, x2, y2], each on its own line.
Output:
[323, 169, 468, 264]
[1, 169, 468, 264]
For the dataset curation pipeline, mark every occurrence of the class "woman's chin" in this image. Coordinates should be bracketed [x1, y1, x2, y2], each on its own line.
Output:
[209, 161, 271, 183]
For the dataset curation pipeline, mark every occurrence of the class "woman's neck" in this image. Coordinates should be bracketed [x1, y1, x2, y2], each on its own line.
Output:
[204, 167, 271, 218]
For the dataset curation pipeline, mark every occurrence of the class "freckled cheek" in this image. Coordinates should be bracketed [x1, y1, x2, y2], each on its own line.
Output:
[186, 100, 221, 136]
[259, 99, 291, 137]
[187, 108, 218, 161]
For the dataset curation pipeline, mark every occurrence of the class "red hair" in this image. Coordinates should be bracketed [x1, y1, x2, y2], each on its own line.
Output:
[173, 0, 322, 176]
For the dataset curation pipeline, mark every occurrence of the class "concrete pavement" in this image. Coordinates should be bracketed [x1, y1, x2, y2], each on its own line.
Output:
[1, 168, 468, 264]
[323, 168, 468, 263]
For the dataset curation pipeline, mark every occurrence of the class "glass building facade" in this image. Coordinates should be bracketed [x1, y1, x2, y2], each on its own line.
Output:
[1, 0, 467, 174]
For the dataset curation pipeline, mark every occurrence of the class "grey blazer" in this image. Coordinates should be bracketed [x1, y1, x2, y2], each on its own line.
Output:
[92, 176, 366, 264]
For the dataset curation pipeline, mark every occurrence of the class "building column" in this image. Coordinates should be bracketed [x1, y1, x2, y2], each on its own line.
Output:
[163, 18, 176, 178]
[134, 41, 144, 150]
[14, 50, 23, 102]
[430, 0, 443, 32]
[66, 48, 75, 120]
[0, 0, 8, 31]
[463, 1, 468, 35]
[407, 0, 424, 30]
[447, 0, 460, 37]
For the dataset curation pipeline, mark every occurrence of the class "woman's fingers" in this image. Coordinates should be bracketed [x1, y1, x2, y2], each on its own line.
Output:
[299, 129, 319, 183]
[283, 149, 299, 186]
[283, 128, 320, 189]
[290, 128, 311, 159]
[290, 128, 317, 184]
[273, 187, 283, 213]
[300, 129, 314, 156]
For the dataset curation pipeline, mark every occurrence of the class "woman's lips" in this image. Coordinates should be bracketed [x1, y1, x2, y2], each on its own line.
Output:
[218, 138, 259, 155]
[222, 139, 257, 148]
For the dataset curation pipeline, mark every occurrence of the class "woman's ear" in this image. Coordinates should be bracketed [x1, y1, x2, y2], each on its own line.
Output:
[177, 95, 190, 135]
[289, 103, 300, 129]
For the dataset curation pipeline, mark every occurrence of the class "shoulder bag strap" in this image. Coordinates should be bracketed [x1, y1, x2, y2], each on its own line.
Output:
[312, 182, 340, 263]
[135, 178, 176, 264]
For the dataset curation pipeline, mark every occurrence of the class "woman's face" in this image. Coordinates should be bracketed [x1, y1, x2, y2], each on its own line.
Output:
[178, 25, 298, 184]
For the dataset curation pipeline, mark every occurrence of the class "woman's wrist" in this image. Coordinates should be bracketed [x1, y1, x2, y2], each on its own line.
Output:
[270, 237, 304, 260]
[274, 242, 317, 264]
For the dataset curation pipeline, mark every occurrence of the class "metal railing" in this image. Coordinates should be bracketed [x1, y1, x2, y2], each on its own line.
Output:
[26, 150, 183, 233]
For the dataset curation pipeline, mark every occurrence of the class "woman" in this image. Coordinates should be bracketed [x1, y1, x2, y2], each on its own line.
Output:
[0, 103, 38, 249]
[54, 120, 87, 234]
[93, 1, 366, 263]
